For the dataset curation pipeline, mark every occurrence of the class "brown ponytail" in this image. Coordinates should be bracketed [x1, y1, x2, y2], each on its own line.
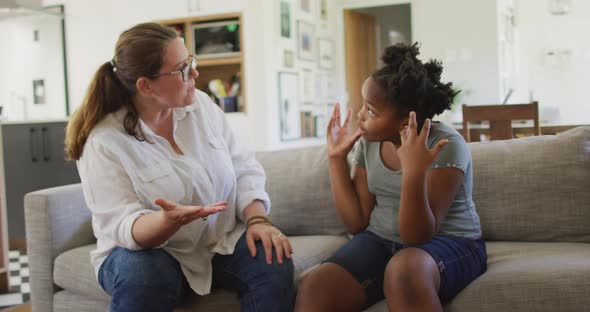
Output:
[65, 22, 178, 160]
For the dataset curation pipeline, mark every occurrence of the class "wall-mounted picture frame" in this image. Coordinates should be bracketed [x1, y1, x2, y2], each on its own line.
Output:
[297, 21, 315, 61]
[280, 0, 291, 38]
[301, 69, 314, 103]
[318, 39, 334, 69]
[278, 72, 301, 141]
[320, 0, 328, 20]
[322, 73, 339, 101]
[300, 0, 311, 14]
[284, 50, 294, 68]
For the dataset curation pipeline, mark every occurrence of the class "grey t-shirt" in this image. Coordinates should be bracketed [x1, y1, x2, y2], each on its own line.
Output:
[352, 122, 482, 242]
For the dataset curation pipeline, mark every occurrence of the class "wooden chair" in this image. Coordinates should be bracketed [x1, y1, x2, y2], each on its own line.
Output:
[461, 101, 541, 142]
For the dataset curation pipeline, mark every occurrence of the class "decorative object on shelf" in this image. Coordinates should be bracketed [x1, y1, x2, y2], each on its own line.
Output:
[297, 20, 315, 61]
[32, 79, 45, 105]
[284, 50, 294, 68]
[318, 39, 334, 69]
[280, 0, 291, 38]
[219, 96, 238, 112]
[278, 72, 301, 140]
[193, 19, 240, 59]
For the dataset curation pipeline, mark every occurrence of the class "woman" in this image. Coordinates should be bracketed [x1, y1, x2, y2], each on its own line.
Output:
[295, 43, 487, 312]
[65, 22, 294, 312]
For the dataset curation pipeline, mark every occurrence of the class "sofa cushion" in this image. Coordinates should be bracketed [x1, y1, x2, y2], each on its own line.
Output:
[470, 126, 590, 242]
[444, 241, 590, 312]
[53, 245, 110, 301]
[365, 241, 590, 312]
[256, 145, 347, 236]
[53, 235, 348, 303]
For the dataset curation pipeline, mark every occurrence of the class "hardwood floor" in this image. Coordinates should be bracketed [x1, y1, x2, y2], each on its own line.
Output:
[1, 303, 30, 312]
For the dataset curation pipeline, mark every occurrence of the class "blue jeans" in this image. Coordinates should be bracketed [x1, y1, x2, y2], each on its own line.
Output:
[98, 232, 295, 312]
[326, 231, 487, 308]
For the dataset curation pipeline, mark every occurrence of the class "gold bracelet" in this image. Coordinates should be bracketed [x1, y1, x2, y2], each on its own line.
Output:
[246, 215, 271, 226]
[247, 220, 273, 228]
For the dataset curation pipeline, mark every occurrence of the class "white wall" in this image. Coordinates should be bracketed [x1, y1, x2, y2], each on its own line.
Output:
[514, 0, 590, 125]
[412, 0, 502, 107]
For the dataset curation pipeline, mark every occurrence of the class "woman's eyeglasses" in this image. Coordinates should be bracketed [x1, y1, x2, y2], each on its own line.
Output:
[150, 55, 197, 82]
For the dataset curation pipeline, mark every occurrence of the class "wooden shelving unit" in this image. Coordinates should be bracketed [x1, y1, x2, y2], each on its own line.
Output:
[158, 13, 246, 113]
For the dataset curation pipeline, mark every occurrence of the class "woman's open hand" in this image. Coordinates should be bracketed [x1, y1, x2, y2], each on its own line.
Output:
[327, 103, 362, 159]
[154, 198, 227, 226]
[247, 222, 293, 265]
[398, 111, 448, 175]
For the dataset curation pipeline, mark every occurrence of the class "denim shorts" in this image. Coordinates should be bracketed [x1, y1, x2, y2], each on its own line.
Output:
[325, 230, 487, 307]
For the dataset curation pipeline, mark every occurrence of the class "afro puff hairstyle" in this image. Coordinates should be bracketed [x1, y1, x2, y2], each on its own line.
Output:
[371, 42, 459, 130]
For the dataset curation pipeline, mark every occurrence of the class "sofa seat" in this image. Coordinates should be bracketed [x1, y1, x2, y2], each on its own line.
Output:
[366, 241, 590, 312]
[444, 242, 590, 312]
[55, 237, 590, 312]
[53, 235, 349, 311]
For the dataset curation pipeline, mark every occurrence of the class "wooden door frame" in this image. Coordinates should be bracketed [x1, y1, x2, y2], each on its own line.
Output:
[338, 0, 410, 122]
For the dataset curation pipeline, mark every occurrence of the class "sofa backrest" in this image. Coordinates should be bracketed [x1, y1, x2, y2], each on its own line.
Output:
[469, 126, 589, 242]
[256, 145, 347, 236]
[258, 126, 590, 242]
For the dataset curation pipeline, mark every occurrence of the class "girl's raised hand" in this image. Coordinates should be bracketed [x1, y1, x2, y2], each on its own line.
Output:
[327, 103, 362, 159]
[397, 111, 448, 175]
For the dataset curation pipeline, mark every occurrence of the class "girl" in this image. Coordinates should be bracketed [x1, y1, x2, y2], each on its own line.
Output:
[295, 43, 487, 312]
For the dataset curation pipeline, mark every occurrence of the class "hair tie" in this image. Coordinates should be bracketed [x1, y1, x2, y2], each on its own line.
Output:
[109, 59, 117, 72]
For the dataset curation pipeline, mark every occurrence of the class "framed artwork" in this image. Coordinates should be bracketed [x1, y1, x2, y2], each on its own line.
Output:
[284, 50, 294, 68]
[278, 72, 301, 140]
[318, 39, 334, 69]
[314, 73, 322, 99]
[280, 0, 291, 38]
[324, 73, 339, 101]
[301, 69, 314, 103]
[320, 0, 328, 20]
[300, 0, 311, 14]
[297, 21, 315, 61]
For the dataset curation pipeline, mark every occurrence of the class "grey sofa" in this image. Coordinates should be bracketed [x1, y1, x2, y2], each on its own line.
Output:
[25, 126, 590, 312]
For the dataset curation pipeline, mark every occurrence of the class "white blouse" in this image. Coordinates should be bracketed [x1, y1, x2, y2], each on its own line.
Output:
[77, 89, 270, 295]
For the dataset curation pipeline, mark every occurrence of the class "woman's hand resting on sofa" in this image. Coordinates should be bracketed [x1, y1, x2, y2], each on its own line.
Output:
[327, 103, 363, 159]
[247, 222, 293, 265]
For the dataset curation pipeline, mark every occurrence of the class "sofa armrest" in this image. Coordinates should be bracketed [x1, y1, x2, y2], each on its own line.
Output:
[24, 183, 95, 312]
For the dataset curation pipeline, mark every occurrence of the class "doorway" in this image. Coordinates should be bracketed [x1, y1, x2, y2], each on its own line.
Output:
[344, 4, 412, 121]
